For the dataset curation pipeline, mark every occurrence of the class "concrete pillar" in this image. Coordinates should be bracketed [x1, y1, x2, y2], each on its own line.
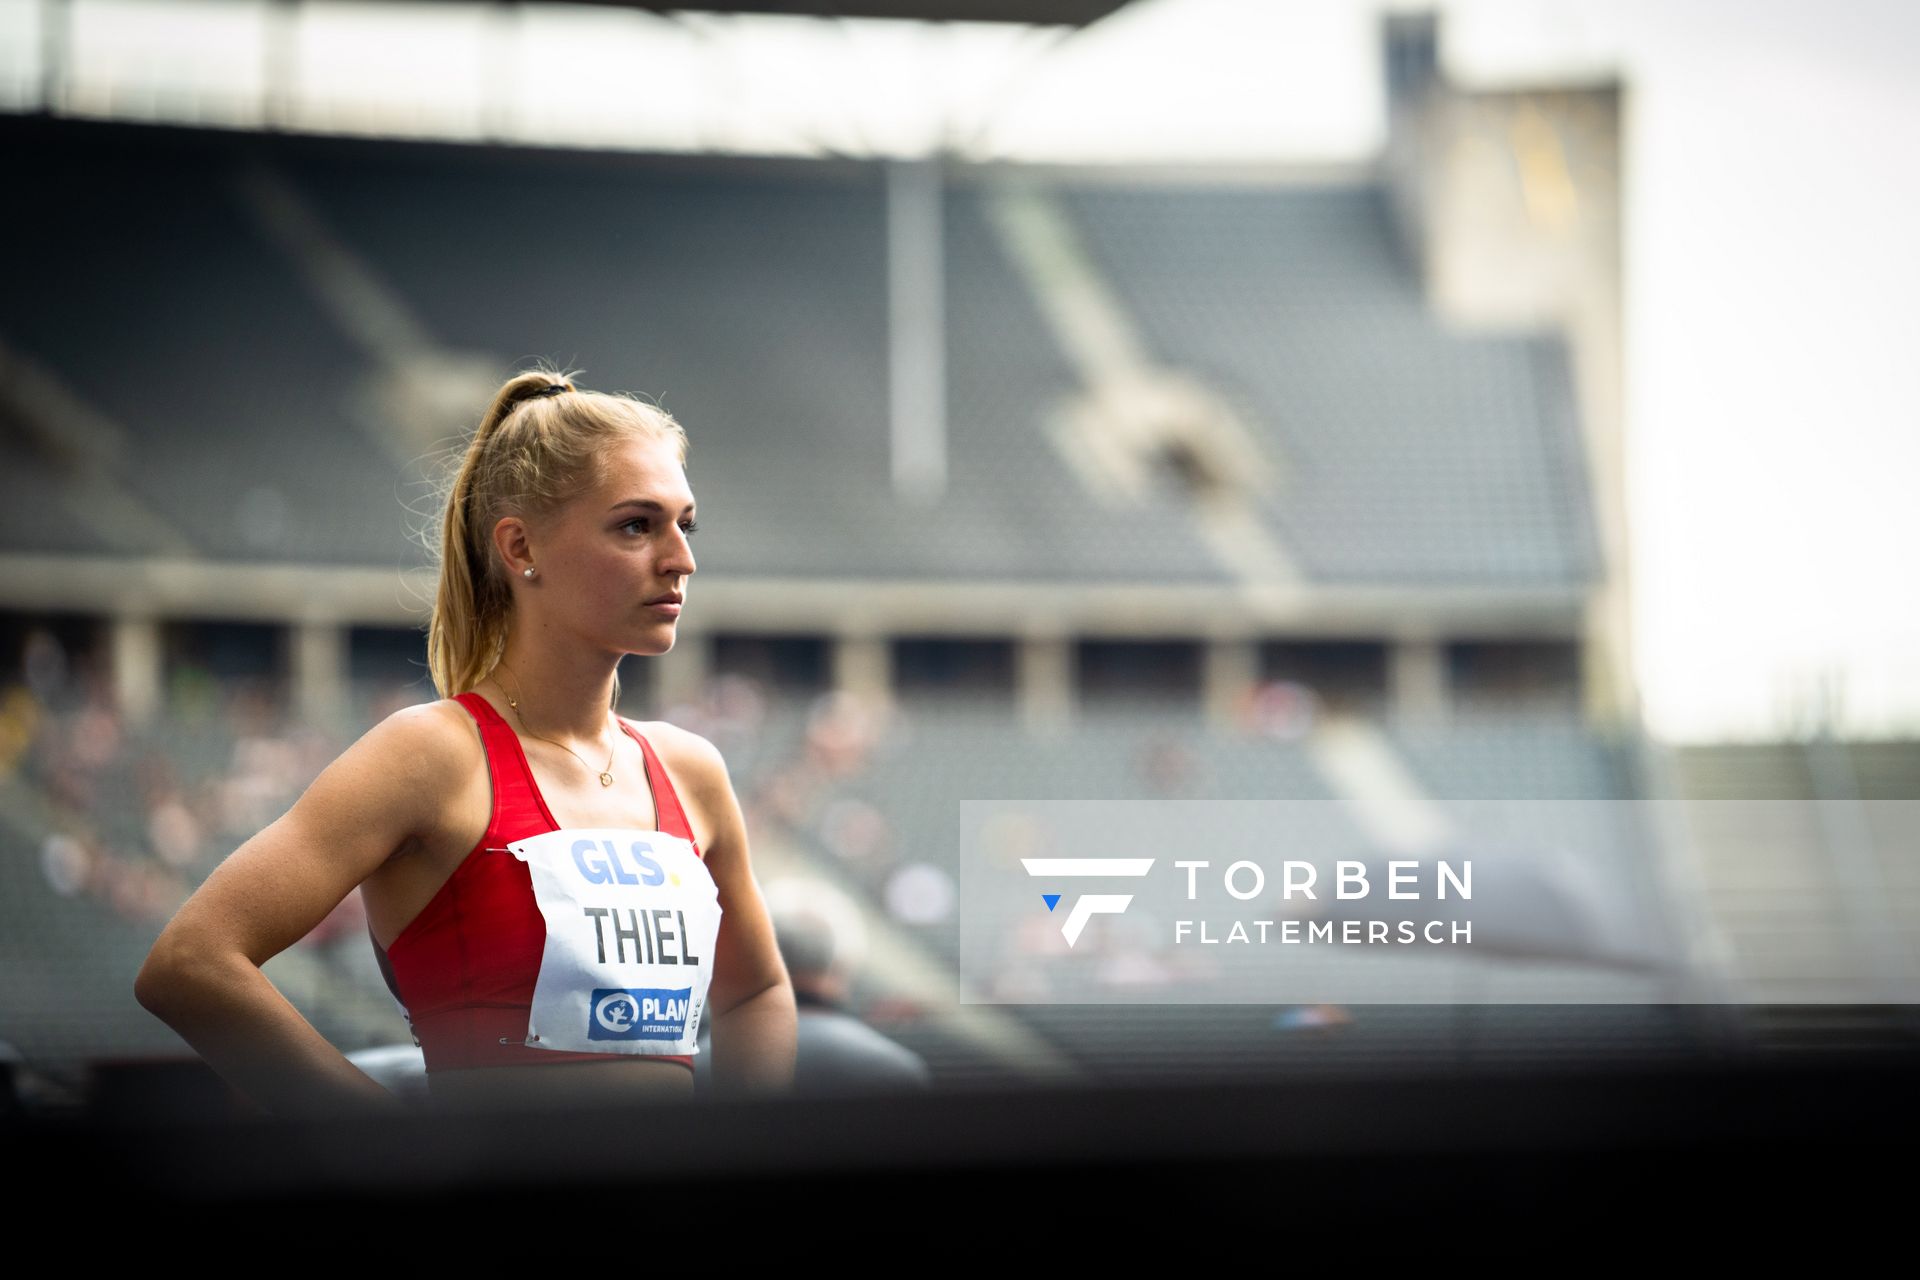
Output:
[1202, 637, 1260, 730]
[1017, 635, 1073, 736]
[888, 157, 946, 504]
[833, 635, 893, 711]
[1389, 636, 1449, 726]
[651, 628, 711, 716]
[292, 619, 348, 736]
[110, 615, 162, 729]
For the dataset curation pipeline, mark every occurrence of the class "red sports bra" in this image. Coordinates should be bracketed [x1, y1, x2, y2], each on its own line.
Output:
[368, 690, 704, 1073]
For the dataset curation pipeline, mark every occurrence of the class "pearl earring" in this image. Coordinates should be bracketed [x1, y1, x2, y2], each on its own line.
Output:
[523, 567, 536, 578]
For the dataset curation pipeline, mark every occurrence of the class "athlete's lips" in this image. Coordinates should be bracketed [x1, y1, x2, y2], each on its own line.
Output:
[645, 591, 684, 606]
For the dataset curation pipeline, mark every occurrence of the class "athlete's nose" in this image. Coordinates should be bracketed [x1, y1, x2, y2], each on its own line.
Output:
[664, 523, 696, 578]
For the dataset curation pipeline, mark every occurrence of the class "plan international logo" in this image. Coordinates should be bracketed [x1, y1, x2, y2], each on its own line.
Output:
[1021, 857, 1156, 947]
[588, 986, 695, 1041]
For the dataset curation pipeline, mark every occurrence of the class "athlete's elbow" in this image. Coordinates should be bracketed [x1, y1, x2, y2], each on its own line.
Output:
[711, 974, 795, 1022]
[134, 949, 186, 1016]
[135, 933, 235, 1017]
[135, 933, 198, 1015]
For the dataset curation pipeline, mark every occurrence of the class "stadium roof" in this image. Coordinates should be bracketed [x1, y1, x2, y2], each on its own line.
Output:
[512, 1, 1132, 23]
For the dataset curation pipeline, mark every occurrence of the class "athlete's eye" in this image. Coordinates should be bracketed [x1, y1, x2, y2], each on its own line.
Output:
[621, 517, 697, 537]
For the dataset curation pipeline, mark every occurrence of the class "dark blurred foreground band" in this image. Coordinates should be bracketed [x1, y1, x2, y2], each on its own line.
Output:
[7, 1047, 1915, 1242]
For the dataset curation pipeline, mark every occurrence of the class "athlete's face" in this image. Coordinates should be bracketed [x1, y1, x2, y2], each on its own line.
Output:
[530, 433, 697, 658]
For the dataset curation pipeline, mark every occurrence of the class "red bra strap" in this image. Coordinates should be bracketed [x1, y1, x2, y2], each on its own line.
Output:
[453, 689, 561, 830]
[622, 720, 701, 855]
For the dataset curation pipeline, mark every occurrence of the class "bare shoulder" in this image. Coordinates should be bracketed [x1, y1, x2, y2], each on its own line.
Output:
[335, 698, 487, 857]
[389, 697, 484, 764]
[347, 697, 486, 801]
[626, 717, 731, 796]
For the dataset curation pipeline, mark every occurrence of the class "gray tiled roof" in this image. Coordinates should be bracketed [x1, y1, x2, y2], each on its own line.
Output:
[1063, 183, 1601, 586]
[0, 129, 401, 565]
[0, 437, 114, 555]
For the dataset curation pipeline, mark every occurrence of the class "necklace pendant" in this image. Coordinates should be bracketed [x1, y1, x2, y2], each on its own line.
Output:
[599, 771, 614, 787]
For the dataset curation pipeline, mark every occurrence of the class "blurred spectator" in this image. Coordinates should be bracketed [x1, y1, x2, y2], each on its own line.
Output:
[39, 832, 91, 898]
[816, 796, 895, 882]
[665, 672, 768, 763]
[21, 627, 70, 704]
[1242, 679, 1319, 741]
[762, 877, 930, 1096]
[167, 661, 220, 726]
[1273, 1005, 1353, 1034]
[0, 683, 43, 778]
[1135, 736, 1196, 795]
[805, 690, 891, 777]
[884, 863, 954, 927]
[146, 791, 205, 870]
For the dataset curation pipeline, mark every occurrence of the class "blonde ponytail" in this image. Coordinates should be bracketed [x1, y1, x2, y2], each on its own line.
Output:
[424, 366, 689, 701]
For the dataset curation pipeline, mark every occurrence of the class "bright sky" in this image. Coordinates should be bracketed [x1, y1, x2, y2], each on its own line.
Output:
[4, 0, 1917, 742]
[1436, 0, 1920, 743]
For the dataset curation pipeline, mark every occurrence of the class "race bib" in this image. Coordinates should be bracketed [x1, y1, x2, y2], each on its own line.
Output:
[508, 827, 723, 1057]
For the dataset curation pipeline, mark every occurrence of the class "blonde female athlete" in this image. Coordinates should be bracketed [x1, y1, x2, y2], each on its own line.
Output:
[135, 370, 798, 1116]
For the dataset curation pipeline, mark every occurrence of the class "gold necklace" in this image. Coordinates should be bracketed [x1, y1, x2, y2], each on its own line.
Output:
[491, 662, 619, 787]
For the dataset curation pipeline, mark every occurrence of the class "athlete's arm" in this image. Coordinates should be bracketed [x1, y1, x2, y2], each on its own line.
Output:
[133, 701, 470, 1118]
[662, 728, 796, 1095]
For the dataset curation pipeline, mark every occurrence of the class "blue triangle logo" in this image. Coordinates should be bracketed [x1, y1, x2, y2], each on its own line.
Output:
[1042, 894, 1061, 912]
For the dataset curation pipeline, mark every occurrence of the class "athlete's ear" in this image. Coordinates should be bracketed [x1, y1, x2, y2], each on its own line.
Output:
[493, 515, 534, 579]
